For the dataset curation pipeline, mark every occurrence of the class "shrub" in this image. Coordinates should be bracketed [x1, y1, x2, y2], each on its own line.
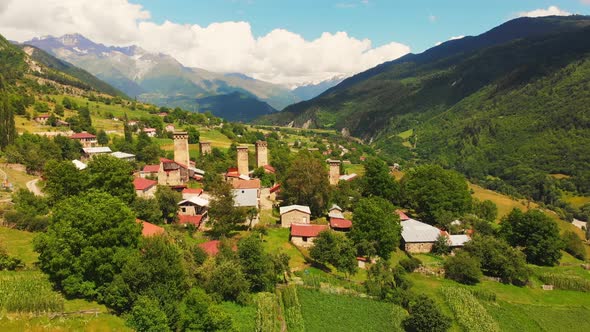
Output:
[441, 287, 500, 332]
[562, 231, 586, 261]
[400, 256, 422, 272]
[539, 274, 590, 292]
[403, 294, 451, 332]
[469, 288, 496, 302]
[432, 234, 451, 255]
[444, 251, 482, 285]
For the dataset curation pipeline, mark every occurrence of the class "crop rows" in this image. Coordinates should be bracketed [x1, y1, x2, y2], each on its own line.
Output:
[255, 292, 280, 332]
[539, 273, 590, 292]
[279, 285, 305, 332]
[0, 272, 64, 313]
[441, 286, 500, 332]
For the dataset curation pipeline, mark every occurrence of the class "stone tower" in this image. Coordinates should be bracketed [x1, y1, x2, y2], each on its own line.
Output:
[173, 132, 190, 167]
[237, 145, 249, 176]
[255, 140, 268, 168]
[199, 141, 211, 155]
[328, 159, 341, 185]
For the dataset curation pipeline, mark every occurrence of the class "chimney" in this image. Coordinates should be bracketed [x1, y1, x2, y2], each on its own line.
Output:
[237, 145, 249, 176]
[173, 132, 190, 167]
[199, 141, 211, 155]
[327, 159, 341, 185]
[255, 140, 268, 168]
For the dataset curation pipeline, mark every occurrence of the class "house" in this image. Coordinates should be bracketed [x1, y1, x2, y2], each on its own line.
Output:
[232, 179, 261, 208]
[141, 164, 160, 178]
[165, 124, 175, 132]
[263, 164, 276, 174]
[572, 218, 587, 230]
[330, 217, 352, 232]
[127, 120, 139, 127]
[328, 204, 344, 218]
[143, 128, 157, 137]
[178, 215, 204, 228]
[225, 167, 241, 180]
[56, 120, 69, 127]
[34, 114, 51, 124]
[70, 132, 97, 148]
[111, 151, 136, 162]
[178, 196, 209, 217]
[133, 178, 157, 198]
[401, 218, 441, 253]
[72, 159, 87, 170]
[136, 219, 165, 237]
[280, 205, 311, 228]
[290, 224, 329, 248]
[158, 158, 189, 187]
[82, 146, 112, 160]
[448, 234, 470, 249]
[182, 187, 204, 200]
[339, 173, 358, 182]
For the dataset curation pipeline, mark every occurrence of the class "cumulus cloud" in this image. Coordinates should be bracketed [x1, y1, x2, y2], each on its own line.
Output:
[517, 5, 571, 18]
[0, 0, 410, 86]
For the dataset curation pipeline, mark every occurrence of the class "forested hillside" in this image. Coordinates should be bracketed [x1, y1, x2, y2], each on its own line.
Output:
[257, 16, 590, 205]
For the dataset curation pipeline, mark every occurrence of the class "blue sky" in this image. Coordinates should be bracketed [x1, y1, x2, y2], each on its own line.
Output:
[136, 0, 590, 52]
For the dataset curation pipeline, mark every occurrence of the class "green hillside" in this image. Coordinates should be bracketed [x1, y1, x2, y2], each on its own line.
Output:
[257, 16, 590, 202]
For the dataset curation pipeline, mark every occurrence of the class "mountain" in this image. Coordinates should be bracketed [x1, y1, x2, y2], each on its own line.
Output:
[0, 33, 123, 98]
[24, 34, 300, 118]
[256, 16, 590, 198]
[291, 76, 345, 101]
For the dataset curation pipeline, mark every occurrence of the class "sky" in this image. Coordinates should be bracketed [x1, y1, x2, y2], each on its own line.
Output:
[0, 0, 589, 86]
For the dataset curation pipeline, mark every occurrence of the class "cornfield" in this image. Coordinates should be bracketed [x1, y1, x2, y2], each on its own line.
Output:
[0, 271, 64, 313]
[539, 274, 590, 292]
[279, 285, 305, 332]
[469, 288, 496, 302]
[441, 286, 500, 332]
[255, 292, 281, 332]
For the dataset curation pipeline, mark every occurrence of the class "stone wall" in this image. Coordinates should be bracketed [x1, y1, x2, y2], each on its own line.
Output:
[281, 210, 310, 228]
[404, 242, 434, 254]
[291, 236, 316, 248]
[255, 141, 268, 168]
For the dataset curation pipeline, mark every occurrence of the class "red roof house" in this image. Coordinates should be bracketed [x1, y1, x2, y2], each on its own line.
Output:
[70, 132, 96, 139]
[290, 224, 329, 248]
[263, 164, 276, 174]
[143, 164, 160, 173]
[178, 214, 204, 228]
[133, 178, 157, 198]
[396, 210, 410, 221]
[136, 219, 165, 237]
[225, 167, 240, 179]
[330, 217, 352, 231]
[232, 178, 261, 190]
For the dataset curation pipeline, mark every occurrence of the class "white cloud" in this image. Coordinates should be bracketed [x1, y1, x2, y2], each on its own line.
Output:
[434, 35, 465, 46]
[0, 0, 409, 86]
[517, 5, 571, 18]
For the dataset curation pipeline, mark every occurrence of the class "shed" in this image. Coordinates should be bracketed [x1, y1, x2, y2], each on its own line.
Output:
[401, 218, 441, 253]
[133, 178, 157, 198]
[290, 224, 329, 248]
[280, 205, 311, 228]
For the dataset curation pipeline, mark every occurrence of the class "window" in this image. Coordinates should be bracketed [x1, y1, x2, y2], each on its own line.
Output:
[302, 237, 308, 242]
[302, 217, 307, 223]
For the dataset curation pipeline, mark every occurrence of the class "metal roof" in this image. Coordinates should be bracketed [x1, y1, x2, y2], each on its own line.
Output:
[280, 205, 311, 215]
[449, 234, 470, 247]
[111, 151, 135, 159]
[178, 196, 210, 207]
[72, 160, 87, 170]
[82, 146, 112, 154]
[401, 219, 441, 243]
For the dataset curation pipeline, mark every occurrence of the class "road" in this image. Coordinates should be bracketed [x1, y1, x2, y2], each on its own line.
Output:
[26, 178, 44, 196]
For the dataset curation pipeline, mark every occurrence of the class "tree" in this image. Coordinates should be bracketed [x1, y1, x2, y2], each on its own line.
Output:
[155, 186, 182, 223]
[0, 78, 17, 150]
[186, 126, 200, 144]
[363, 157, 400, 203]
[44, 160, 88, 202]
[403, 294, 451, 332]
[102, 236, 189, 326]
[562, 231, 586, 261]
[500, 209, 563, 266]
[238, 235, 276, 292]
[126, 296, 171, 332]
[349, 197, 401, 260]
[133, 198, 163, 224]
[432, 234, 451, 256]
[443, 251, 482, 285]
[86, 155, 135, 204]
[401, 165, 472, 225]
[34, 191, 141, 298]
[473, 199, 498, 222]
[203, 260, 250, 302]
[463, 235, 530, 285]
[97, 129, 109, 145]
[178, 288, 235, 331]
[281, 152, 330, 217]
[54, 103, 64, 116]
[208, 181, 246, 237]
[310, 230, 357, 277]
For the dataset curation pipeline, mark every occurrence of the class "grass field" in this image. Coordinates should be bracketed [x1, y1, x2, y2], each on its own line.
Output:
[398, 129, 414, 139]
[0, 226, 38, 266]
[343, 163, 365, 176]
[485, 302, 590, 332]
[469, 183, 530, 220]
[217, 301, 256, 332]
[297, 287, 405, 332]
[262, 228, 307, 270]
[564, 194, 590, 208]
